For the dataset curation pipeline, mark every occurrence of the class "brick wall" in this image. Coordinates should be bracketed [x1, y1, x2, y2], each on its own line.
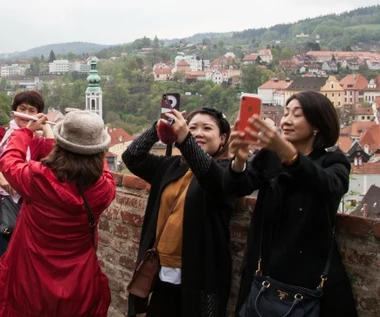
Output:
[99, 173, 380, 317]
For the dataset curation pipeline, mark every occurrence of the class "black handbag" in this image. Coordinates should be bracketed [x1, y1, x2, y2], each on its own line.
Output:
[240, 210, 335, 317]
[239, 274, 324, 317]
[0, 195, 21, 238]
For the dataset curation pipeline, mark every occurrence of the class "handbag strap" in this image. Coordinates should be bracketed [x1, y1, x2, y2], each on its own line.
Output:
[255, 202, 335, 290]
[152, 195, 180, 250]
[77, 185, 96, 246]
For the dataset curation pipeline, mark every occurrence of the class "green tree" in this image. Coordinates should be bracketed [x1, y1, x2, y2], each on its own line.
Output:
[0, 93, 12, 125]
[49, 50, 56, 63]
[241, 65, 270, 93]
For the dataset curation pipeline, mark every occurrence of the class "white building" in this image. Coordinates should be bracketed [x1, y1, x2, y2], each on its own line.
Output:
[174, 55, 210, 72]
[1, 64, 30, 77]
[49, 60, 71, 74]
[71, 61, 91, 73]
[49, 60, 91, 74]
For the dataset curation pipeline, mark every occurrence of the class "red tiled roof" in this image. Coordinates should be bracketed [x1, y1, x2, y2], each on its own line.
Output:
[352, 107, 374, 115]
[177, 60, 190, 66]
[337, 136, 352, 153]
[360, 124, 380, 153]
[185, 71, 205, 76]
[243, 54, 259, 61]
[307, 51, 380, 60]
[339, 74, 368, 90]
[259, 79, 292, 90]
[350, 121, 376, 137]
[106, 127, 133, 147]
[351, 161, 380, 174]
[154, 68, 171, 75]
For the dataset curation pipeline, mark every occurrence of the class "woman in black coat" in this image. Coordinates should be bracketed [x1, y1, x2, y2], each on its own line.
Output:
[123, 107, 237, 317]
[226, 91, 358, 317]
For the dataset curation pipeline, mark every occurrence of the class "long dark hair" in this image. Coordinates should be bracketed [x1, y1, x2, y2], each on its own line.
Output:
[41, 145, 105, 186]
[186, 107, 231, 159]
[286, 91, 340, 149]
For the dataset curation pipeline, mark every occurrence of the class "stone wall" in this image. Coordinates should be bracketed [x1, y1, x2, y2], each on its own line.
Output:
[99, 173, 380, 317]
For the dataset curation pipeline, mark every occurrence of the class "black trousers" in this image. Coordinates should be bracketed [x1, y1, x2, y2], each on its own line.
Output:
[146, 279, 182, 317]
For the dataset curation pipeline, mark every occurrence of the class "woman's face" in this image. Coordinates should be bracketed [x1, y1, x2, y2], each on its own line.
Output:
[280, 99, 316, 148]
[14, 103, 38, 128]
[188, 113, 226, 156]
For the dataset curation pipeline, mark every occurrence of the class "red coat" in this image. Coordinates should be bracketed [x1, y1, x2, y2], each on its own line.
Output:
[0, 128, 116, 317]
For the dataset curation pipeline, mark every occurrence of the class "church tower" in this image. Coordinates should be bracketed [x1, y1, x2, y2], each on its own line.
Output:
[85, 57, 103, 118]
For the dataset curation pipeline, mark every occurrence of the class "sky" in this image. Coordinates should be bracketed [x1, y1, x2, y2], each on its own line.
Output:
[0, 0, 379, 54]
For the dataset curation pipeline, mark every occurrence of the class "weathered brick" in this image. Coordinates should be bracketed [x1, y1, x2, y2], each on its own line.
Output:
[122, 175, 150, 191]
[120, 210, 144, 227]
[98, 218, 110, 231]
[336, 214, 374, 236]
[116, 195, 146, 211]
[374, 222, 380, 239]
[111, 172, 124, 186]
[98, 184, 380, 317]
[119, 255, 137, 270]
[339, 244, 380, 269]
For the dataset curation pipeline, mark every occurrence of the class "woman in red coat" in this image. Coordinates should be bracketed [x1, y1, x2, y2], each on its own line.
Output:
[0, 110, 116, 317]
[0, 90, 54, 254]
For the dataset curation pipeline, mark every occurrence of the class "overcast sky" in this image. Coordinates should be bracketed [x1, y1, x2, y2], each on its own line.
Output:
[0, 0, 378, 53]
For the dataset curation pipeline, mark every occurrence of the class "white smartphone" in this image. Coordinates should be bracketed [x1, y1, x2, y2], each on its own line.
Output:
[11, 111, 56, 125]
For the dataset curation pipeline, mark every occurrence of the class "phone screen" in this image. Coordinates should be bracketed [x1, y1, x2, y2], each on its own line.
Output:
[161, 93, 181, 119]
[238, 94, 262, 141]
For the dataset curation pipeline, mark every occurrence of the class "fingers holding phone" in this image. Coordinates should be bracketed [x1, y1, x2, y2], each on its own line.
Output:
[238, 94, 262, 141]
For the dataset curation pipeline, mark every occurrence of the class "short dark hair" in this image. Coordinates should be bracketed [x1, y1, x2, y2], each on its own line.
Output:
[41, 145, 105, 186]
[12, 90, 45, 113]
[186, 107, 231, 159]
[286, 91, 340, 149]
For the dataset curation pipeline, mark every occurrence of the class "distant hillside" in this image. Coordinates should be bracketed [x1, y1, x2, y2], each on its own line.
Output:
[165, 5, 380, 50]
[2, 5, 380, 61]
[0, 42, 111, 60]
[164, 32, 234, 45]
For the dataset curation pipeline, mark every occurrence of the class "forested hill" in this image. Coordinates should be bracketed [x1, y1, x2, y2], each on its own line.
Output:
[169, 5, 380, 50]
[0, 42, 111, 60]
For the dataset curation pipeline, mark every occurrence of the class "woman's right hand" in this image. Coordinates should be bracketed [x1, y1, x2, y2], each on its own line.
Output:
[0, 172, 15, 196]
[229, 120, 250, 171]
[26, 114, 48, 133]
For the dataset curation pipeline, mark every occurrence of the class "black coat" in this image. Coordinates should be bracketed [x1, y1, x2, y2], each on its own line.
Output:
[225, 148, 358, 317]
[123, 127, 237, 317]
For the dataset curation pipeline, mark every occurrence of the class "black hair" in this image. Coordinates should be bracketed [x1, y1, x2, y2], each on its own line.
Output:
[286, 91, 340, 149]
[12, 90, 45, 113]
[186, 107, 231, 159]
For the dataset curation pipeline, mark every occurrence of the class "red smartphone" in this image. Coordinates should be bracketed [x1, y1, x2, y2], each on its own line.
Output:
[161, 93, 180, 119]
[238, 93, 262, 141]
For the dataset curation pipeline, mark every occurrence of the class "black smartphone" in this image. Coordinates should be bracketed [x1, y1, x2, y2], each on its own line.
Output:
[161, 93, 180, 119]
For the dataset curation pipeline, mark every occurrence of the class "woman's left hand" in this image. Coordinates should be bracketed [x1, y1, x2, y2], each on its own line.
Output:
[246, 115, 297, 161]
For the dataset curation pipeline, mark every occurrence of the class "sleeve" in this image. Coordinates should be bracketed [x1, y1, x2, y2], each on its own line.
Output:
[283, 150, 350, 197]
[0, 128, 35, 198]
[176, 132, 249, 195]
[222, 160, 262, 197]
[100, 160, 116, 208]
[30, 137, 55, 160]
[122, 124, 167, 184]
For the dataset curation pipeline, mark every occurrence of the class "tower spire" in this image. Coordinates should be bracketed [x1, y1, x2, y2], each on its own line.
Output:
[85, 57, 103, 118]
